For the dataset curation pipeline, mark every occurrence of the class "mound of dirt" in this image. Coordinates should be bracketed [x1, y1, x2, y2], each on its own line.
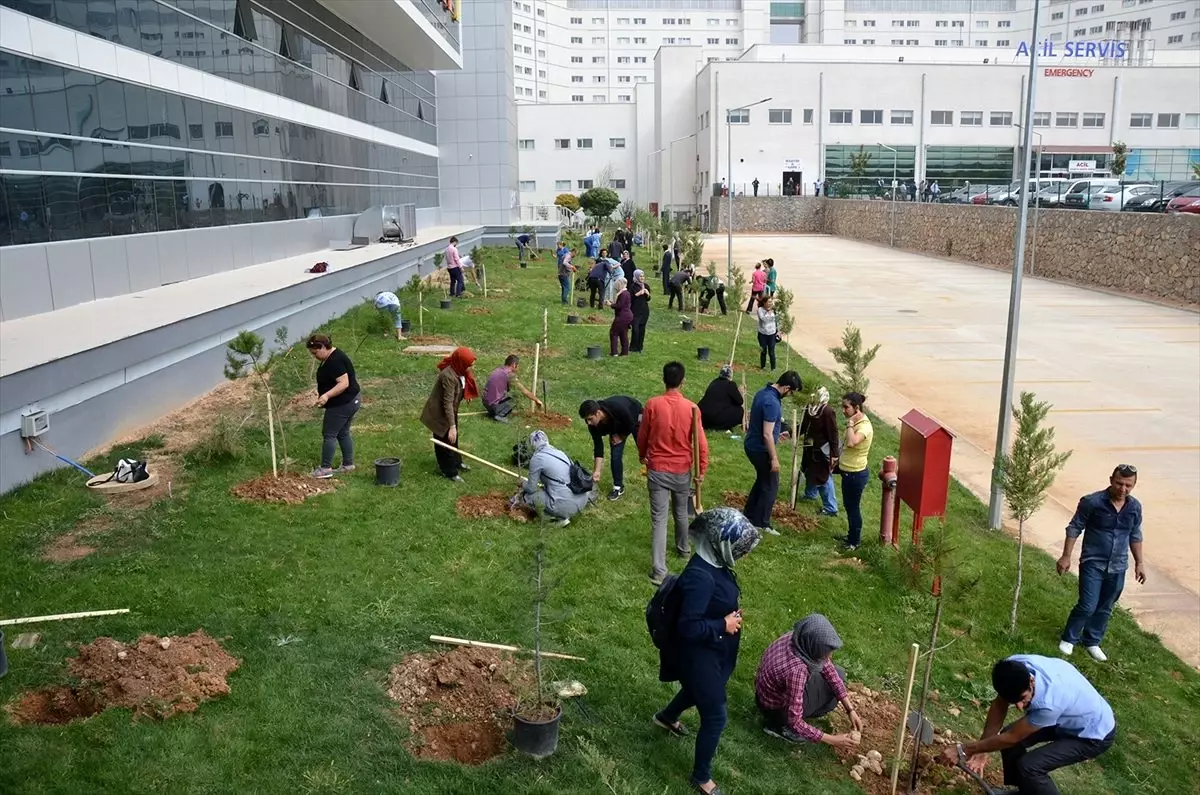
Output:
[695, 323, 717, 331]
[6, 630, 240, 725]
[466, 306, 492, 315]
[584, 314, 607, 324]
[386, 647, 535, 764]
[456, 492, 534, 522]
[231, 473, 338, 504]
[721, 491, 821, 533]
[516, 411, 572, 430]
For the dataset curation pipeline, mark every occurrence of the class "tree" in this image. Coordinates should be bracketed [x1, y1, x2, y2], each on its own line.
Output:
[224, 327, 291, 477]
[680, 229, 705, 268]
[618, 199, 636, 220]
[849, 147, 873, 178]
[579, 187, 621, 221]
[774, 287, 796, 370]
[1110, 141, 1129, 176]
[828, 323, 881, 395]
[554, 193, 580, 212]
[725, 263, 748, 312]
[998, 391, 1072, 632]
[594, 163, 615, 191]
[1192, 161, 1200, 180]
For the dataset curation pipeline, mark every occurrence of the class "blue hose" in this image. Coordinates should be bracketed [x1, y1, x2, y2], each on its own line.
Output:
[32, 439, 96, 478]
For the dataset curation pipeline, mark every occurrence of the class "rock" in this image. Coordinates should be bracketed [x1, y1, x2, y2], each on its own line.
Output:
[949, 707, 961, 717]
[850, 769, 862, 782]
[944, 729, 953, 740]
[850, 731, 862, 743]
[159, 638, 171, 650]
[867, 750, 883, 762]
[869, 760, 884, 775]
[117, 650, 128, 660]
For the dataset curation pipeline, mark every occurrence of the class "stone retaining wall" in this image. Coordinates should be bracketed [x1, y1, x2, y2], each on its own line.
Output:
[710, 197, 1200, 306]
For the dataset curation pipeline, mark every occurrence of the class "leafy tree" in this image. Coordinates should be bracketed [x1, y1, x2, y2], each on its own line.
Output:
[774, 287, 796, 370]
[579, 187, 621, 221]
[725, 262, 748, 312]
[828, 323, 881, 395]
[849, 146, 873, 188]
[1110, 141, 1129, 176]
[998, 392, 1072, 632]
[224, 327, 291, 477]
[554, 193, 581, 212]
[680, 229, 705, 268]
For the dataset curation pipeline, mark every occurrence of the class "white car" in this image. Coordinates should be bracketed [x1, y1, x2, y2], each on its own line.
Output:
[1089, 184, 1155, 211]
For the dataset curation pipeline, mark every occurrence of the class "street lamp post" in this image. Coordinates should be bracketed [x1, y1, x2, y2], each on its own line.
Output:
[1014, 124, 1045, 276]
[988, 1, 1043, 529]
[725, 96, 772, 285]
[668, 133, 697, 224]
[878, 143, 898, 248]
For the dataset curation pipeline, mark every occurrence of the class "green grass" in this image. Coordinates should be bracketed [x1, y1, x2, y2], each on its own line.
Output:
[2, 251, 1197, 795]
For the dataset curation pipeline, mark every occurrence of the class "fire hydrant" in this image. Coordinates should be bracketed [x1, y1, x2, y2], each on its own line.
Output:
[878, 456, 898, 546]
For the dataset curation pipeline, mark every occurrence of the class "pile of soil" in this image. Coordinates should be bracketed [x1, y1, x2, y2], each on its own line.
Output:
[231, 473, 338, 504]
[466, 306, 492, 315]
[584, 314, 607, 324]
[6, 630, 240, 725]
[456, 492, 534, 522]
[721, 491, 821, 533]
[695, 323, 717, 332]
[516, 411, 572, 430]
[385, 647, 535, 764]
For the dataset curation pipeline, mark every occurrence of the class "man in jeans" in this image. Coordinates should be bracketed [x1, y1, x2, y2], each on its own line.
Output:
[1056, 465, 1146, 662]
[556, 240, 576, 305]
[638, 362, 709, 585]
[445, 236, 465, 298]
[940, 654, 1116, 795]
[579, 395, 642, 501]
[742, 372, 803, 535]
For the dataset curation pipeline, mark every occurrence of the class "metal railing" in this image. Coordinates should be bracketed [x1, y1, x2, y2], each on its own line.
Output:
[412, 0, 461, 49]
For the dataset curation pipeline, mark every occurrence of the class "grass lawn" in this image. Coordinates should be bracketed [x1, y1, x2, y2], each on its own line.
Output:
[1, 248, 1197, 795]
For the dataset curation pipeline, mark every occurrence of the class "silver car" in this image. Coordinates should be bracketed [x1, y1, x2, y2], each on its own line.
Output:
[1089, 184, 1155, 212]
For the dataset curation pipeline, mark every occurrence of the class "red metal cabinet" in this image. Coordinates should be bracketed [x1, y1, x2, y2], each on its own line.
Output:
[892, 409, 955, 545]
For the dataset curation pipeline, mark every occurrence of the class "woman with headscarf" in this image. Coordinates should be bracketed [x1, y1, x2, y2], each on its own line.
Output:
[420, 347, 478, 480]
[799, 386, 840, 517]
[754, 614, 862, 748]
[698, 364, 744, 432]
[603, 256, 623, 305]
[630, 269, 652, 353]
[609, 277, 633, 357]
[516, 430, 593, 526]
[652, 507, 761, 795]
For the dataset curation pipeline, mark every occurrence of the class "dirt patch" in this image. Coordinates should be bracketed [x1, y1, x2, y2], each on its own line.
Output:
[695, 323, 717, 332]
[584, 314, 607, 325]
[721, 491, 821, 533]
[6, 630, 240, 726]
[515, 411, 573, 430]
[406, 335, 454, 346]
[101, 455, 183, 511]
[385, 646, 536, 764]
[456, 492, 534, 523]
[231, 473, 339, 504]
[41, 533, 98, 563]
[466, 306, 492, 316]
[105, 378, 259, 456]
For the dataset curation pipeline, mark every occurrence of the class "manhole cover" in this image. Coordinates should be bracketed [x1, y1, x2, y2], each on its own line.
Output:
[897, 309, 919, 314]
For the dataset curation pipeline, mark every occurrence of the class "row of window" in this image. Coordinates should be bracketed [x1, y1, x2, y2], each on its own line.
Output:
[561, 34, 739, 45]
[519, 138, 627, 151]
[567, 94, 634, 103]
[519, 179, 628, 192]
[559, 74, 650, 84]
[559, 13, 740, 26]
[722, 106, 1196, 130]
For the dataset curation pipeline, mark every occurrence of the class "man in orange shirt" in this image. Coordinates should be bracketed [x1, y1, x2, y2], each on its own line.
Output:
[639, 361, 710, 585]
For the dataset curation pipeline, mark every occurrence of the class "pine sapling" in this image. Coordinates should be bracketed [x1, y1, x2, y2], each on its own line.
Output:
[224, 327, 291, 477]
[829, 323, 881, 395]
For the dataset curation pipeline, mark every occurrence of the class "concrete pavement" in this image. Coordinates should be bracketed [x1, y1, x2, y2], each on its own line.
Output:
[717, 234, 1200, 666]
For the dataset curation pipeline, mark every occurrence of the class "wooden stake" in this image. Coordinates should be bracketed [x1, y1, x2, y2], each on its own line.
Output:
[741, 371, 749, 433]
[1, 608, 130, 626]
[482, 259, 488, 298]
[430, 437, 523, 480]
[429, 634, 586, 662]
[266, 390, 278, 478]
[729, 309, 744, 366]
[530, 343, 541, 412]
[789, 408, 801, 508]
[419, 290, 425, 337]
[785, 333, 791, 371]
[691, 405, 703, 513]
[891, 643, 921, 795]
[542, 307, 549, 349]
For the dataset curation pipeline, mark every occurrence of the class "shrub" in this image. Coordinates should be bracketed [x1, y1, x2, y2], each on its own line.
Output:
[192, 414, 248, 464]
[579, 187, 621, 220]
[554, 193, 581, 212]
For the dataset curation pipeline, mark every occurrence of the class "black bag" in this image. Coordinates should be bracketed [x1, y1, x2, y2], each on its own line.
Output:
[545, 453, 594, 495]
[106, 458, 149, 484]
[645, 574, 682, 650]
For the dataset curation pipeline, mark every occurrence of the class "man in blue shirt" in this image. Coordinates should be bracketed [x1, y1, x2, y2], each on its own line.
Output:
[742, 371, 802, 534]
[516, 233, 532, 263]
[1056, 465, 1146, 662]
[940, 654, 1116, 795]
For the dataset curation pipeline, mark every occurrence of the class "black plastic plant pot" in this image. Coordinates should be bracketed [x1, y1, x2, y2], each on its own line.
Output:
[567, 314, 580, 325]
[586, 345, 602, 360]
[440, 299, 453, 310]
[681, 318, 694, 331]
[400, 319, 412, 332]
[576, 298, 586, 308]
[374, 457, 401, 487]
[511, 706, 562, 759]
[520, 263, 528, 269]
[697, 347, 710, 361]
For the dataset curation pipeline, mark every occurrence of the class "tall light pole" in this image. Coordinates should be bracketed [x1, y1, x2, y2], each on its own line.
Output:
[646, 147, 665, 212]
[726, 96, 772, 284]
[668, 133, 697, 224]
[878, 143, 898, 247]
[988, 3, 1043, 529]
[1014, 124, 1044, 275]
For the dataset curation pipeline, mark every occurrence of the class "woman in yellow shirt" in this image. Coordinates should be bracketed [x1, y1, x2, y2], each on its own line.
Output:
[837, 392, 873, 550]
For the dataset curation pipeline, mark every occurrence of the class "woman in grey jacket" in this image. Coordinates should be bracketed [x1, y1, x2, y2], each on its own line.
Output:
[519, 431, 593, 526]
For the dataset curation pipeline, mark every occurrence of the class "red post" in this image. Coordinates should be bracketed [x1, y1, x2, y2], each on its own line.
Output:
[879, 456, 898, 546]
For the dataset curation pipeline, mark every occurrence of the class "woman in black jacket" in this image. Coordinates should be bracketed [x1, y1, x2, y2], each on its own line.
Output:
[653, 508, 761, 795]
[630, 269, 652, 353]
[697, 365, 744, 432]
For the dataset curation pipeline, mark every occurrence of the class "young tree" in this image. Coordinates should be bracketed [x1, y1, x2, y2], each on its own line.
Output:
[224, 327, 291, 477]
[998, 391, 1072, 632]
[1110, 141, 1129, 176]
[774, 287, 796, 370]
[725, 262, 748, 312]
[579, 187, 621, 222]
[828, 323, 881, 395]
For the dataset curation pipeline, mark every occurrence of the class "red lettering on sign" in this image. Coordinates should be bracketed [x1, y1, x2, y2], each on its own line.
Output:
[1043, 67, 1095, 78]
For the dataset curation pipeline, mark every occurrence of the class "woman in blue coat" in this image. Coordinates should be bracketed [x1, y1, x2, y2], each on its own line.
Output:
[653, 507, 761, 795]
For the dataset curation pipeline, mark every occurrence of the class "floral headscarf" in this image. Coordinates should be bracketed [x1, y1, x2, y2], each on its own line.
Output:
[529, 430, 550, 451]
[807, 386, 830, 417]
[690, 507, 760, 568]
[719, 364, 733, 380]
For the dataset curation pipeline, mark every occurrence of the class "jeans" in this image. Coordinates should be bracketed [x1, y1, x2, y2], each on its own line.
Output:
[804, 475, 839, 515]
[320, 397, 359, 468]
[517, 241, 528, 262]
[485, 395, 515, 420]
[610, 319, 631, 356]
[558, 274, 571, 304]
[840, 468, 870, 545]
[448, 267, 465, 297]
[743, 449, 780, 529]
[630, 314, 649, 352]
[758, 332, 777, 370]
[648, 470, 693, 579]
[433, 431, 463, 478]
[588, 277, 604, 307]
[610, 424, 639, 488]
[659, 678, 728, 785]
[1061, 563, 1127, 647]
[1001, 725, 1116, 795]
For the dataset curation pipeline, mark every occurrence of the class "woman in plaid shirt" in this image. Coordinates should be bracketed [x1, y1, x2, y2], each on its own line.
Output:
[754, 614, 863, 749]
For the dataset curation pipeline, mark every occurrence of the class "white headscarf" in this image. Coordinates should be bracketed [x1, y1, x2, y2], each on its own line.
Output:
[807, 386, 830, 417]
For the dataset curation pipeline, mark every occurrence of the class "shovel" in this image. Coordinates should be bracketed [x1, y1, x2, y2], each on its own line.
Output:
[955, 758, 1018, 795]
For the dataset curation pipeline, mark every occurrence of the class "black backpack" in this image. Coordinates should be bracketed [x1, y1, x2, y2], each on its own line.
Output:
[545, 453, 595, 495]
[645, 574, 682, 650]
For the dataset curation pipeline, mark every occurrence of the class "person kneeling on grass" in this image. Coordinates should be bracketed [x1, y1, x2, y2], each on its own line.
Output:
[939, 655, 1116, 795]
[755, 614, 862, 750]
[483, 354, 542, 422]
[374, 290, 404, 341]
[513, 431, 594, 526]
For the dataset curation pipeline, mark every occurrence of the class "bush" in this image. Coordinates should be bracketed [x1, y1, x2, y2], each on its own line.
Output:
[579, 187, 621, 220]
[554, 193, 581, 212]
[192, 414, 248, 464]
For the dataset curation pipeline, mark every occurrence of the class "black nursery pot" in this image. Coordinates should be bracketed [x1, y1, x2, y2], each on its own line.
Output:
[374, 457, 401, 486]
[440, 299, 453, 310]
[511, 706, 562, 759]
[697, 347, 710, 361]
[586, 345, 602, 360]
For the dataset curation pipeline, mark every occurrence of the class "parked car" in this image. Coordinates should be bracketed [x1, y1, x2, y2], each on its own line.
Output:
[1090, 184, 1155, 212]
[995, 179, 1070, 206]
[1035, 178, 1091, 207]
[1063, 178, 1123, 209]
[1124, 181, 1200, 213]
[1166, 185, 1200, 214]
[971, 185, 1007, 205]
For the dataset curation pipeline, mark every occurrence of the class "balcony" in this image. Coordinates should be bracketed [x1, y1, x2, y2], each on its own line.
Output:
[319, 0, 462, 71]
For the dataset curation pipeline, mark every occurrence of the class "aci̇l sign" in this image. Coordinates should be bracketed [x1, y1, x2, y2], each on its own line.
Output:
[1015, 39, 1129, 58]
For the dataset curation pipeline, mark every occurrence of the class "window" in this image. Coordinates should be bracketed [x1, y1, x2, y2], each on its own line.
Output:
[1074, 28, 1087, 36]
[990, 111, 1013, 126]
[952, 20, 964, 26]
[188, 123, 204, 139]
[1091, 3, 1104, 10]
[592, 17, 604, 23]
[618, 75, 631, 83]
[571, 95, 583, 102]
[617, 17, 630, 24]
[1032, 111, 1050, 127]
[617, 56, 630, 63]
[1089, 26, 1102, 34]
[997, 39, 1010, 46]
[554, 179, 572, 192]
[570, 36, 583, 44]
[936, 20, 948, 27]
[577, 180, 594, 190]
[679, 18, 691, 25]
[593, 56, 605, 64]
[708, 37, 720, 43]
[570, 16, 582, 24]
[892, 38, 905, 44]
[846, 19, 858, 27]
[617, 36, 630, 44]
[519, 180, 536, 191]
[908, 20, 920, 27]
[634, 17, 646, 24]
[214, 121, 234, 137]
[863, 38, 876, 44]
[610, 179, 626, 189]
[803, 108, 814, 124]
[976, 20, 988, 27]
[769, 108, 792, 124]
[610, 138, 626, 149]
[830, 108, 853, 124]
[1129, 113, 1152, 127]
[960, 111, 983, 126]
[727, 108, 750, 124]
[539, 90, 547, 99]
[863, 20, 876, 26]
[571, 76, 583, 83]
[1185, 113, 1200, 129]
[861, 109, 883, 124]
[555, 139, 571, 149]
[576, 138, 593, 149]
[1167, 35, 1183, 44]
[664, 17, 676, 24]
[892, 19, 905, 27]
[1169, 11, 1186, 20]
[1082, 112, 1106, 128]
[1051, 11, 1064, 19]
[906, 38, 919, 44]
[1055, 112, 1079, 128]
[891, 109, 914, 125]
[930, 110, 953, 125]
[635, 56, 647, 62]
[935, 38, 948, 45]
[592, 76, 605, 83]
[617, 94, 631, 102]
[844, 38, 858, 44]
[1157, 113, 1181, 128]
[634, 39, 646, 45]
[571, 56, 583, 63]
[636, 76, 647, 82]
[998, 20, 1012, 28]
[594, 95, 607, 102]
[708, 17, 720, 25]
[518, 139, 535, 150]
[726, 37, 739, 44]
[678, 37, 692, 44]
[952, 38, 964, 45]
[1074, 7, 1087, 15]
[592, 37, 605, 44]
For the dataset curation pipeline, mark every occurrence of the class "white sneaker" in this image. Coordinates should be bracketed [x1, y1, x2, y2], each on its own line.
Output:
[1057, 641, 1074, 657]
[1085, 645, 1108, 662]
